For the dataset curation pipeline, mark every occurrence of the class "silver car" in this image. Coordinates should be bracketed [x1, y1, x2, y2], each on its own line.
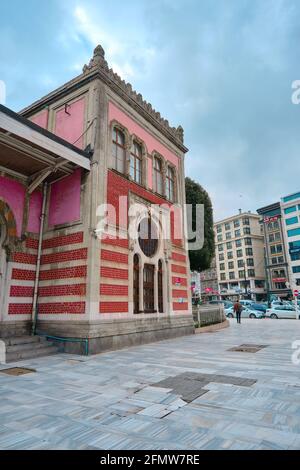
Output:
[266, 305, 300, 319]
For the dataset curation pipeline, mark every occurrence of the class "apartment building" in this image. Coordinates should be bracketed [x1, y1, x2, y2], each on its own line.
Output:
[257, 202, 292, 299]
[281, 191, 300, 290]
[214, 211, 266, 301]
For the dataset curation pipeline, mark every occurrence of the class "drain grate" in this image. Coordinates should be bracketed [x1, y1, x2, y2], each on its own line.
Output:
[0, 367, 36, 376]
[228, 344, 268, 353]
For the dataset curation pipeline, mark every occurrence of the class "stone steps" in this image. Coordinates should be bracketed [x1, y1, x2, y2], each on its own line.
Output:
[3, 336, 60, 362]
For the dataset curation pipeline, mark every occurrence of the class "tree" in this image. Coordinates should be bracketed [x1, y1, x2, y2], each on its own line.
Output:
[185, 177, 215, 271]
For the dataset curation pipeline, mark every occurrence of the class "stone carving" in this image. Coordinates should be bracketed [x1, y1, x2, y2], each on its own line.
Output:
[83, 45, 185, 145]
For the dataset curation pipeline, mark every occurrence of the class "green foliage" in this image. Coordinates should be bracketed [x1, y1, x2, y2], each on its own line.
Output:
[185, 177, 215, 272]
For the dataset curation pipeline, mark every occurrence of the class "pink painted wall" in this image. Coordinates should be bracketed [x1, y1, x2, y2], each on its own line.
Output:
[48, 169, 81, 227]
[108, 102, 180, 175]
[54, 98, 85, 149]
[0, 176, 25, 236]
[30, 109, 49, 129]
[27, 190, 42, 233]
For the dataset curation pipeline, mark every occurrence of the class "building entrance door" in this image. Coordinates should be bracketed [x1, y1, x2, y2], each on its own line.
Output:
[143, 264, 155, 313]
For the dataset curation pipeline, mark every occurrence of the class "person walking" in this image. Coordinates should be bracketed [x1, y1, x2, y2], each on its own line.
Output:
[234, 299, 243, 324]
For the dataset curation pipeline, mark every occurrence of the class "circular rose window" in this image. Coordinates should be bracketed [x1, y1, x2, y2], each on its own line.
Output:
[138, 217, 158, 257]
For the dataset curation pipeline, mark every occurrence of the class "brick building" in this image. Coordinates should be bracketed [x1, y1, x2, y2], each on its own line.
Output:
[0, 45, 194, 353]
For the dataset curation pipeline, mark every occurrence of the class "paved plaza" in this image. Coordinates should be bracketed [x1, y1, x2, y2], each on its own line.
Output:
[0, 319, 300, 450]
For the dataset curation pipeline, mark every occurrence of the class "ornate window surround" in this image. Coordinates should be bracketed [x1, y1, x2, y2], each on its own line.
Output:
[129, 134, 148, 187]
[110, 119, 131, 175]
[166, 162, 177, 203]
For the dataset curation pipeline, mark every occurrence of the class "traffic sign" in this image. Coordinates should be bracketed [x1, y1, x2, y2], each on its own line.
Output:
[294, 289, 299, 297]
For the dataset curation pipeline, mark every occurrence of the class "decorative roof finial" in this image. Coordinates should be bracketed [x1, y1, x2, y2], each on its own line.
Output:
[82, 44, 107, 73]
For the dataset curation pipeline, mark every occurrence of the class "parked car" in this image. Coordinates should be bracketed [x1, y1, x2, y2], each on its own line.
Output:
[266, 305, 300, 319]
[239, 300, 254, 308]
[225, 306, 264, 319]
[249, 303, 267, 313]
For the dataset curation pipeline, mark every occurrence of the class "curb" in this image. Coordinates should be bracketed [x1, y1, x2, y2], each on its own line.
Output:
[195, 319, 230, 334]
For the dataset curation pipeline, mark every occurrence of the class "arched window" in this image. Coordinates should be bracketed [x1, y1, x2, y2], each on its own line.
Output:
[138, 216, 158, 258]
[166, 166, 175, 202]
[112, 127, 126, 173]
[158, 260, 163, 313]
[130, 141, 142, 184]
[133, 254, 140, 314]
[153, 156, 163, 195]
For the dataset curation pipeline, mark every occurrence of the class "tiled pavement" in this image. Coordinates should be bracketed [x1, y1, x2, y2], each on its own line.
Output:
[0, 319, 300, 450]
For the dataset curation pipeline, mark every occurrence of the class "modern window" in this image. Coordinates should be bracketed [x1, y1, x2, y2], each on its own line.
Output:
[220, 273, 226, 281]
[245, 248, 253, 256]
[283, 192, 300, 203]
[292, 266, 300, 273]
[112, 127, 126, 173]
[166, 166, 175, 202]
[225, 223, 231, 231]
[217, 225, 222, 233]
[237, 249, 243, 258]
[226, 242, 232, 250]
[218, 244, 224, 252]
[153, 156, 164, 195]
[242, 217, 250, 225]
[248, 269, 255, 277]
[247, 258, 254, 266]
[238, 260, 244, 268]
[228, 261, 234, 270]
[274, 232, 281, 241]
[243, 227, 251, 235]
[227, 251, 233, 259]
[235, 229, 241, 237]
[255, 280, 265, 288]
[229, 271, 235, 280]
[226, 232, 232, 240]
[219, 263, 225, 271]
[239, 270, 245, 279]
[219, 253, 224, 261]
[277, 256, 284, 264]
[269, 233, 275, 242]
[244, 238, 252, 246]
[236, 239, 242, 247]
[130, 141, 142, 184]
[217, 234, 222, 242]
[284, 206, 297, 214]
[234, 220, 240, 228]
[286, 216, 298, 226]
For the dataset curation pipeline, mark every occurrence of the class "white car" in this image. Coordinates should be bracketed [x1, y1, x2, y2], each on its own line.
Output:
[239, 300, 254, 308]
[266, 305, 300, 319]
[225, 306, 264, 319]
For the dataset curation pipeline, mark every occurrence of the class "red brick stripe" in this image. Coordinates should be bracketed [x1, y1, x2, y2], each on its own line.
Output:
[100, 284, 128, 296]
[100, 267, 128, 280]
[39, 284, 86, 297]
[40, 266, 87, 281]
[13, 252, 37, 265]
[172, 277, 187, 286]
[171, 264, 187, 274]
[101, 236, 129, 249]
[171, 252, 186, 262]
[42, 232, 83, 249]
[101, 249, 128, 264]
[26, 238, 39, 250]
[12, 269, 36, 281]
[173, 302, 189, 311]
[41, 248, 87, 265]
[38, 302, 85, 314]
[10, 286, 34, 298]
[172, 289, 188, 298]
[100, 301, 128, 313]
[8, 303, 32, 315]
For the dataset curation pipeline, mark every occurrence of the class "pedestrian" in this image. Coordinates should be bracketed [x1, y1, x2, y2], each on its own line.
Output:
[234, 299, 243, 324]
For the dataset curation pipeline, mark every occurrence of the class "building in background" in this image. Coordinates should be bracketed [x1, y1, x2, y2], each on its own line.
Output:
[214, 211, 266, 301]
[281, 191, 300, 291]
[257, 202, 292, 300]
[199, 257, 219, 301]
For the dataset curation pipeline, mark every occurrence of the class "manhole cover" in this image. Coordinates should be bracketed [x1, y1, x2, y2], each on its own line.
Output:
[0, 367, 36, 376]
[228, 344, 268, 353]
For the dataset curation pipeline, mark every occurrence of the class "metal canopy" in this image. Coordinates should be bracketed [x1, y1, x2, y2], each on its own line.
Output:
[0, 104, 90, 191]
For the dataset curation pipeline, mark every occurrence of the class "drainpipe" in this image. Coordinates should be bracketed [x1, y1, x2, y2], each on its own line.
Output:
[31, 183, 48, 335]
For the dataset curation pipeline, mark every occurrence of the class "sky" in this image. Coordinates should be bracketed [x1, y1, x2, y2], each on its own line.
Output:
[1, 0, 300, 221]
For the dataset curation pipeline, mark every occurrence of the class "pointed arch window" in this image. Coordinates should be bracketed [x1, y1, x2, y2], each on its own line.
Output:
[133, 254, 140, 314]
[130, 141, 142, 184]
[153, 156, 163, 195]
[112, 127, 126, 173]
[166, 166, 175, 202]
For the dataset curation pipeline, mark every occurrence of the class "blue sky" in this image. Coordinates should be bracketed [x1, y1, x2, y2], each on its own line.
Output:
[1, 0, 300, 220]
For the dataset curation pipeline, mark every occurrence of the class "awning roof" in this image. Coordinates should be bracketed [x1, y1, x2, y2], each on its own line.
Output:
[0, 104, 91, 191]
